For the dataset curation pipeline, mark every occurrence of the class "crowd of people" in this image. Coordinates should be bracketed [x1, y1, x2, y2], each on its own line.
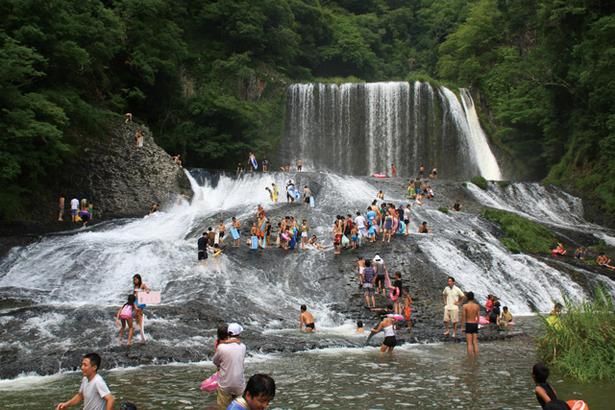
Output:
[57, 195, 93, 227]
[50, 160, 601, 409]
[235, 153, 303, 177]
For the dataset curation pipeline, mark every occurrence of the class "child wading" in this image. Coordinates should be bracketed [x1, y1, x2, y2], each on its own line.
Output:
[116, 295, 136, 345]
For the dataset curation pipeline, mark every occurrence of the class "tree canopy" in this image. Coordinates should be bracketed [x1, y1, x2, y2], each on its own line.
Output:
[1, 0, 614, 221]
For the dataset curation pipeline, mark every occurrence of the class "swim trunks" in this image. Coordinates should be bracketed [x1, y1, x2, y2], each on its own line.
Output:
[219, 231, 225, 238]
[383, 336, 397, 347]
[384, 218, 393, 230]
[465, 323, 478, 334]
[362, 283, 375, 295]
[305, 323, 315, 330]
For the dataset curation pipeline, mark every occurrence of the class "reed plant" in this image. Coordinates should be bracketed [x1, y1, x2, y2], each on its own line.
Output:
[536, 287, 615, 382]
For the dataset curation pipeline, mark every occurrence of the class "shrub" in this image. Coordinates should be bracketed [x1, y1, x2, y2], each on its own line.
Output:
[537, 287, 615, 382]
[470, 176, 488, 190]
[482, 208, 556, 254]
[438, 207, 449, 214]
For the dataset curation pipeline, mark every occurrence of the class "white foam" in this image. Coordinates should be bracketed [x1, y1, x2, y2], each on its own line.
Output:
[0, 372, 70, 390]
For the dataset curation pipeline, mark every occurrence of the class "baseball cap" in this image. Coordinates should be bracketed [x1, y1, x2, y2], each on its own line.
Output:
[228, 323, 243, 336]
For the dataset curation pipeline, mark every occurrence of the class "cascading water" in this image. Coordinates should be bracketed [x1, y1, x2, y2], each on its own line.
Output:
[459, 89, 502, 180]
[1, 169, 613, 380]
[466, 181, 615, 245]
[282, 82, 503, 180]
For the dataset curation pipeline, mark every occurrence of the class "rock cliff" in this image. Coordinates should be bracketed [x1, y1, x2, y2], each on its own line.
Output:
[71, 119, 192, 219]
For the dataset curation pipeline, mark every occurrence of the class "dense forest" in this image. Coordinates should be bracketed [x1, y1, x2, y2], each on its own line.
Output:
[1, 0, 614, 223]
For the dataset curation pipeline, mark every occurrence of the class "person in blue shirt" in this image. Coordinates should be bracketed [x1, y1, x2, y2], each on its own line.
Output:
[227, 374, 276, 410]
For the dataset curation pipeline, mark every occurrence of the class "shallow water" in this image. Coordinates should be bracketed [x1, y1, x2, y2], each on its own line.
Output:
[1, 323, 611, 409]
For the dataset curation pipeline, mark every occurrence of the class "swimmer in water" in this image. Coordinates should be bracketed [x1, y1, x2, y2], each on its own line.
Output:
[299, 305, 315, 332]
[356, 320, 364, 334]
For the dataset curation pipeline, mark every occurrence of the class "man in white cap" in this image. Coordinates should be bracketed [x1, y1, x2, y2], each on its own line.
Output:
[373, 255, 386, 296]
[213, 323, 246, 409]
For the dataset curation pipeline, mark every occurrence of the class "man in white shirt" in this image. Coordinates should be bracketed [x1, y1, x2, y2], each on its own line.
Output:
[354, 211, 367, 238]
[70, 197, 79, 223]
[213, 323, 247, 409]
[442, 276, 465, 338]
[55, 352, 114, 410]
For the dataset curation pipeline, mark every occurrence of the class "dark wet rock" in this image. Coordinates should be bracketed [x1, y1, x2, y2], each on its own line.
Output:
[0, 120, 192, 256]
[1, 173, 608, 378]
[70, 120, 192, 219]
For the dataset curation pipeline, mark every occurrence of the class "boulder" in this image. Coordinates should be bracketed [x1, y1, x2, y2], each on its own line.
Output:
[72, 120, 192, 219]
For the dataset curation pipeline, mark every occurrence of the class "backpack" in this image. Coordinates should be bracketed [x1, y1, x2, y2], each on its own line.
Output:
[119, 304, 133, 320]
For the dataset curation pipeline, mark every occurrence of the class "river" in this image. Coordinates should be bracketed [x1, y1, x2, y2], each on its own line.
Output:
[0, 317, 611, 409]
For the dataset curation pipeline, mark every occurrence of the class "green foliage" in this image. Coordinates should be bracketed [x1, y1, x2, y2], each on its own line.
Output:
[2, 0, 613, 224]
[0, 0, 477, 221]
[438, 207, 449, 214]
[537, 287, 615, 382]
[438, 0, 615, 220]
[470, 176, 488, 190]
[482, 208, 556, 254]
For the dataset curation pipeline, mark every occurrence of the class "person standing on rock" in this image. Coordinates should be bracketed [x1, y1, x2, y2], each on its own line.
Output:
[134, 128, 144, 147]
[58, 195, 65, 221]
[248, 152, 258, 172]
[132, 274, 150, 343]
[231, 217, 241, 247]
[442, 277, 465, 338]
[391, 163, 397, 177]
[198, 232, 208, 263]
[372, 255, 386, 296]
[361, 260, 377, 308]
[302, 185, 312, 207]
[70, 197, 79, 223]
[213, 323, 246, 409]
[55, 352, 114, 410]
[462, 291, 480, 356]
[354, 211, 368, 239]
[217, 221, 226, 245]
[271, 183, 279, 203]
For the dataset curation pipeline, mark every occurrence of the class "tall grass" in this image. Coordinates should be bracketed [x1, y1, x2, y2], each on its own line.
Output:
[482, 208, 556, 254]
[537, 287, 615, 382]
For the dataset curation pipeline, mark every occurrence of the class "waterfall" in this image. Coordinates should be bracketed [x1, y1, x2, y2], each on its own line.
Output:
[459, 89, 503, 180]
[2, 170, 613, 379]
[282, 82, 503, 179]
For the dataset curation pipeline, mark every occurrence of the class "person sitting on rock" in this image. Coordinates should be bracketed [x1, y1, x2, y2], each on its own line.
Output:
[171, 154, 182, 167]
[551, 242, 566, 257]
[596, 252, 615, 270]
